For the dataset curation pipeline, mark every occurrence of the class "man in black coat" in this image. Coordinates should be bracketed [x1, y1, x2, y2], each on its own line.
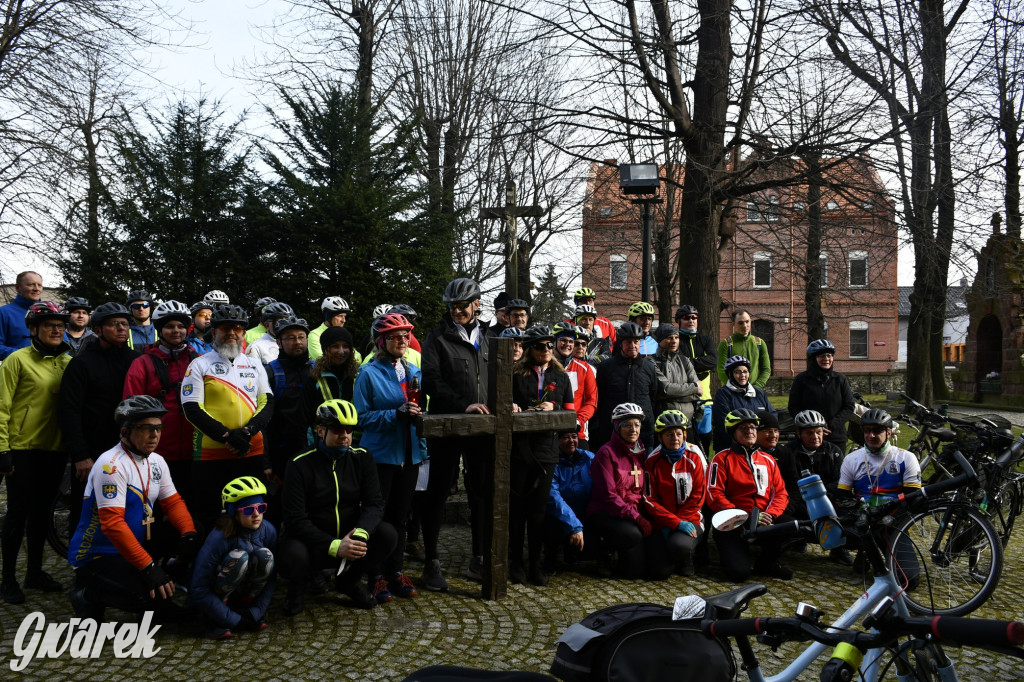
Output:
[594, 322, 659, 450]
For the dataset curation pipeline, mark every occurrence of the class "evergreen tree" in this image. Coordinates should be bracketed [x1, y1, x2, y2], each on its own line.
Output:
[530, 264, 572, 327]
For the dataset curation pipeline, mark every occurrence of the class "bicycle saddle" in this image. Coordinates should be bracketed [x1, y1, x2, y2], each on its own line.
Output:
[703, 584, 768, 620]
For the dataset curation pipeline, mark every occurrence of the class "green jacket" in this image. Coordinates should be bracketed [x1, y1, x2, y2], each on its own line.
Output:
[0, 341, 72, 451]
[717, 333, 771, 389]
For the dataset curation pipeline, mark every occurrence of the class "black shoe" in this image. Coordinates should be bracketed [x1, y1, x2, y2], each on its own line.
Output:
[1, 581, 25, 605]
[421, 559, 448, 592]
[508, 563, 527, 585]
[69, 586, 105, 620]
[284, 582, 305, 617]
[25, 571, 64, 592]
[677, 558, 696, 577]
[309, 571, 328, 595]
[830, 548, 855, 567]
[754, 562, 794, 580]
[344, 582, 376, 610]
[527, 563, 549, 587]
[466, 555, 483, 581]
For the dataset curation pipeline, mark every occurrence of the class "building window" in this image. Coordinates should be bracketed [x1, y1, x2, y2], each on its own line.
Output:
[793, 201, 807, 214]
[819, 254, 828, 288]
[849, 250, 867, 287]
[599, 207, 612, 217]
[764, 195, 780, 222]
[746, 201, 760, 222]
[862, 200, 874, 211]
[850, 321, 868, 358]
[753, 251, 771, 288]
[826, 200, 840, 211]
[610, 254, 627, 290]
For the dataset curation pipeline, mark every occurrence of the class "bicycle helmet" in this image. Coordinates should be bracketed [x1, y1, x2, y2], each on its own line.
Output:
[204, 290, 230, 305]
[655, 410, 689, 433]
[573, 304, 598, 321]
[372, 303, 392, 319]
[616, 321, 645, 340]
[315, 399, 359, 428]
[860, 408, 893, 430]
[724, 408, 760, 432]
[261, 301, 294, 322]
[505, 298, 530, 314]
[152, 300, 192, 329]
[221, 476, 267, 509]
[724, 355, 751, 374]
[443, 277, 481, 303]
[611, 402, 646, 424]
[114, 394, 168, 426]
[806, 339, 836, 357]
[126, 289, 154, 305]
[321, 296, 352, 315]
[628, 301, 655, 319]
[573, 287, 596, 303]
[574, 325, 591, 342]
[210, 303, 249, 327]
[190, 301, 213, 315]
[653, 323, 679, 342]
[793, 410, 827, 430]
[675, 305, 698, 319]
[91, 302, 132, 326]
[372, 313, 414, 341]
[523, 325, 555, 346]
[499, 327, 525, 338]
[552, 322, 577, 339]
[255, 296, 277, 311]
[25, 301, 70, 324]
[388, 304, 417, 322]
[275, 315, 309, 336]
[65, 297, 92, 313]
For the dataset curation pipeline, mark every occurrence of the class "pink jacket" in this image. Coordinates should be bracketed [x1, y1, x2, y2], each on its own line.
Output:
[586, 431, 647, 521]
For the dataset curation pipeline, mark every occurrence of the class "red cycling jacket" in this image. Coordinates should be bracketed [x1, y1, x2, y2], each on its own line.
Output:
[706, 444, 789, 518]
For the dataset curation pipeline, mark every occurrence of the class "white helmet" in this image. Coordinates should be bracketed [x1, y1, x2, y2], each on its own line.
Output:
[793, 409, 827, 430]
[321, 296, 351, 314]
[152, 300, 192, 329]
[611, 402, 646, 424]
[372, 303, 391, 318]
[204, 289, 230, 305]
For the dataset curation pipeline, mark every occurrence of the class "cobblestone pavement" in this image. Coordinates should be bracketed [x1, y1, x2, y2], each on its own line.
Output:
[1, 500, 1023, 680]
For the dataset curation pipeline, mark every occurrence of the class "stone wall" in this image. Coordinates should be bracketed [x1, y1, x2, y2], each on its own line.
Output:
[764, 368, 953, 398]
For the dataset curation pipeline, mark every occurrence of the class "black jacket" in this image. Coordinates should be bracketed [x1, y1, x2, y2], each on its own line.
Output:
[58, 341, 140, 463]
[421, 315, 489, 415]
[678, 331, 716, 381]
[282, 445, 385, 557]
[266, 352, 316, 471]
[781, 438, 843, 517]
[511, 366, 574, 465]
[594, 353, 659, 449]
[787, 363, 855, 449]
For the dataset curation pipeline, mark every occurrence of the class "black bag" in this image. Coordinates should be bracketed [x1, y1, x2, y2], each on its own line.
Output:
[550, 602, 735, 682]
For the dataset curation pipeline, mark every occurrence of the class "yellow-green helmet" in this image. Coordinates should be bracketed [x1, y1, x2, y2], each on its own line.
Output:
[654, 410, 689, 433]
[628, 301, 656, 318]
[316, 399, 359, 428]
[221, 476, 267, 509]
[574, 287, 596, 303]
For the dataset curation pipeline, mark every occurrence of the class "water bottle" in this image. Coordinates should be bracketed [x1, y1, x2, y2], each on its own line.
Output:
[799, 471, 846, 550]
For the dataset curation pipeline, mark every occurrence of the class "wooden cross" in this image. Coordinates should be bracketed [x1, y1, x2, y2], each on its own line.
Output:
[630, 464, 643, 488]
[417, 336, 576, 600]
[142, 513, 154, 541]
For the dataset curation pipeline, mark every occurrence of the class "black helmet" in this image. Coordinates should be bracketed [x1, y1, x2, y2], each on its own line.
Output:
[523, 325, 555, 346]
[65, 297, 92, 313]
[115, 394, 167, 426]
[653, 323, 679, 342]
[255, 296, 277, 312]
[274, 315, 309, 336]
[675, 305, 698, 319]
[91, 302, 132, 326]
[861, 409, 893, 430]
[616, 321, 644, 340]
[190, 301, 213, 315]
[261, 301, 294, 322]
[126, 289, 154, 305]
[443, 277, 481, 303]
[388, 304, 418, 322]
[505, 298, 530, 314]
[210, 303, 249, 327]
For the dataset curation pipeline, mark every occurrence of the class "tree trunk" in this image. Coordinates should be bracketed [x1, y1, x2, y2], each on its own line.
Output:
[803, 160, 825, 341]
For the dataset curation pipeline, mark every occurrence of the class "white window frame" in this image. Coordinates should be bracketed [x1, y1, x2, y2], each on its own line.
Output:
[610, 254, 627, 290]
[850, 321, 869, 358]
[849, 250, 868, 287]
[753, 251, 772, 289]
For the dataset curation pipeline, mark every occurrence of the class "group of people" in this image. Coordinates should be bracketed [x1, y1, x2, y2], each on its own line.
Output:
[0, 269, 923, 639]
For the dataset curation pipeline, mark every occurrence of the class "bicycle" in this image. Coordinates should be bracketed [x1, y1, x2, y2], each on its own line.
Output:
[699, 452, 1021, 680]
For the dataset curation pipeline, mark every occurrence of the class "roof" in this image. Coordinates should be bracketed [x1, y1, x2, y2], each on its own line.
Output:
[898, 284, 969, 318]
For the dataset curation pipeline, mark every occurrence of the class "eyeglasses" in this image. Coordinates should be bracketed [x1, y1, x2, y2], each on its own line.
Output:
[103, 320, 131, 329]
[238, 502, 267, 516]
[679, 315, 698, 321]
[134, 424, 163, 434]
[279, 335, 305, 343]
[449, 300, 474, 310]
[736, 423, 759, 432]
[818, 352, 835, 359]
[532, 342, 555, 350]
[130, 302, 150, 309]
[329, 425, 354, 435]
[386, 333, 410, 342]
[40, 321, 66, 330]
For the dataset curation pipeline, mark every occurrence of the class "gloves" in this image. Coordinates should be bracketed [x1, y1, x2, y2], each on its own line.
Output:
[397, 403, 412, 417]
[175, 532, 200, 564]
[677, 520, 696, 535]
[140, 562, 174, 592]
[636, 517, 653, 537]
[225, 428, 252, 457]
[0, 451, 12, 475]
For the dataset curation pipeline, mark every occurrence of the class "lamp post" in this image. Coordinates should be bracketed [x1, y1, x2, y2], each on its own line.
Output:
[619, 163, 663, 304]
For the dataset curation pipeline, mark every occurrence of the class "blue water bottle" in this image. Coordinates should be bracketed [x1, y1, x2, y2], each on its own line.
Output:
[799, 471, 846, 550]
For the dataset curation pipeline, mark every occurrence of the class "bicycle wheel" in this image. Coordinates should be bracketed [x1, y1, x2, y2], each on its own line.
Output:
[889, 503, 1003, 616]
[985, 475, 1024, 548]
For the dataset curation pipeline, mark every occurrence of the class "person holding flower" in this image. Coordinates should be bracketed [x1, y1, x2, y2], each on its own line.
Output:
[509, 325, 574, 586]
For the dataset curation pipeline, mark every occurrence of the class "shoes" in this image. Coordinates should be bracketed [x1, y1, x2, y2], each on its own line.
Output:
[1, 581, 25, 605]
[421, 559, 448, 592]
[389, 572, 418, 599]
[595, 552, 614, 579]
[205, 626, 233, 640]
[508, 563, 527, 585]
[70, 586, 104, 621]
[254, 618, 269, 631]
[466, 555, 483, 581]
[25, 571, 64, 592]
[309, 571, 328, 595]
[830, 548, 855, 567]
[284, 582, 305, 617]
[371, 575, 393, 604]
[527, 563, 549, 587]
[344, 582, 376, 610]
[755, 562, 794, 580]
[677, 558, 696, 577]
[405, 540, 426, 562]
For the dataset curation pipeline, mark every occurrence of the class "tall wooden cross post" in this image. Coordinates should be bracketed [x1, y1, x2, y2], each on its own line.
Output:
[479, 178, 546, 300]
[416, 337, 576, 599]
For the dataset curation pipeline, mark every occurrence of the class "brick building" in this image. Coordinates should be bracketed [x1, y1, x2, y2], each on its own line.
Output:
[581, 158, 900, 376]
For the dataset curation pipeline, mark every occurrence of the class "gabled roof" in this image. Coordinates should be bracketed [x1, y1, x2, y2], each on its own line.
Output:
[897, 284, 969, 318]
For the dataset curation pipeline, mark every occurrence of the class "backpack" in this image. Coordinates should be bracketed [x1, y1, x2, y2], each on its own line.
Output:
[147, 349, 197, 403]
[550, 602, 735, 682]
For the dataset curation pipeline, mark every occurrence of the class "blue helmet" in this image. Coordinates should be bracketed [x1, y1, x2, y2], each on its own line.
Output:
[806, 338, 836, 357]
[500, 327, 525, 338]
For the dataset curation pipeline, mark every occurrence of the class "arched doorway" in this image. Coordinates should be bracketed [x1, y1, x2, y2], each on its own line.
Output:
[752, 319, 775, 365]
[976, 314, 1002, 392]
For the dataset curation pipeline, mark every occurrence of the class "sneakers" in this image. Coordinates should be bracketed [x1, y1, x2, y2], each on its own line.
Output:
[755, 562, 794, 580]
[24, 571, 64, 592]
[830, 548, 855, 567]
[1, 581, 25, 605]
[371, 575, 393, 604]
[389, 572, 418, 599]
[344, 582, 376, 609]
[284, 582, 305, 617]
[421, 559, 448, 592]
[205, 626, 233, 640]
[527, 563, 549, 587]
[466, 555, 483, 581]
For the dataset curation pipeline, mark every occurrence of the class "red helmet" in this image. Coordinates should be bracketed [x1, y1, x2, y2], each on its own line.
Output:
[25, 301, 70, 324]
[372, 313, 414, 343]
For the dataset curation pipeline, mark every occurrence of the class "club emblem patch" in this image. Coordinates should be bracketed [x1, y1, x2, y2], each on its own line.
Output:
[102, 484, 117, 499]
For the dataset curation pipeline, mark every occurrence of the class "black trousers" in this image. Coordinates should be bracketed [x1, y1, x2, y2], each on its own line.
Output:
[645, 527, 704, 580]
[587, 511, 646, 578]
[377, 462, 420, 575]
[422, 436, 489, 562]
[75, 554, 189, 619]
[1, 450, 65, 580]
[713, 512, 794, 582]
[508, 458, 556, 568]
[191, 457, 267, 537]
[276, 522, 397, 587]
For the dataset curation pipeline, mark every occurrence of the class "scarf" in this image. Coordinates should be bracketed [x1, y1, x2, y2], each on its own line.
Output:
[726, 379, 756, 398]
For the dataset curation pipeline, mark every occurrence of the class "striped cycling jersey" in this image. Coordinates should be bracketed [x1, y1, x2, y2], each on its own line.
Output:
[180, 350, 271, 460]
[838, 443, 922, 501]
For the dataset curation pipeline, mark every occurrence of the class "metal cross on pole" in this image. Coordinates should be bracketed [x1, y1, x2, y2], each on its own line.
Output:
[479, 178, 546, 301]
[416, 337, 576, 599]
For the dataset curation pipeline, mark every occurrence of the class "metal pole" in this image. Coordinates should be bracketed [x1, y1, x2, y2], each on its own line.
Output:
[641, 199, 652, 303]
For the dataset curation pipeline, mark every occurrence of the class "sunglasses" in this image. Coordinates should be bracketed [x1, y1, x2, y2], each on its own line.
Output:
[238, 503, 268, 516]
[449, 300, 474, 310]
[678, 315, 698, 321]
[574, 340, 587, 346]
[386, 333, 410, 342]
[862, 426, 887, 435]
[329, 425, 354, 435]
[532, 341, 555, 350]
[130, 302, 151, 309]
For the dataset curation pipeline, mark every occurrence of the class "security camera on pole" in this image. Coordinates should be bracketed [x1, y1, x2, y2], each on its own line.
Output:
[619, 164, 663, 303]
